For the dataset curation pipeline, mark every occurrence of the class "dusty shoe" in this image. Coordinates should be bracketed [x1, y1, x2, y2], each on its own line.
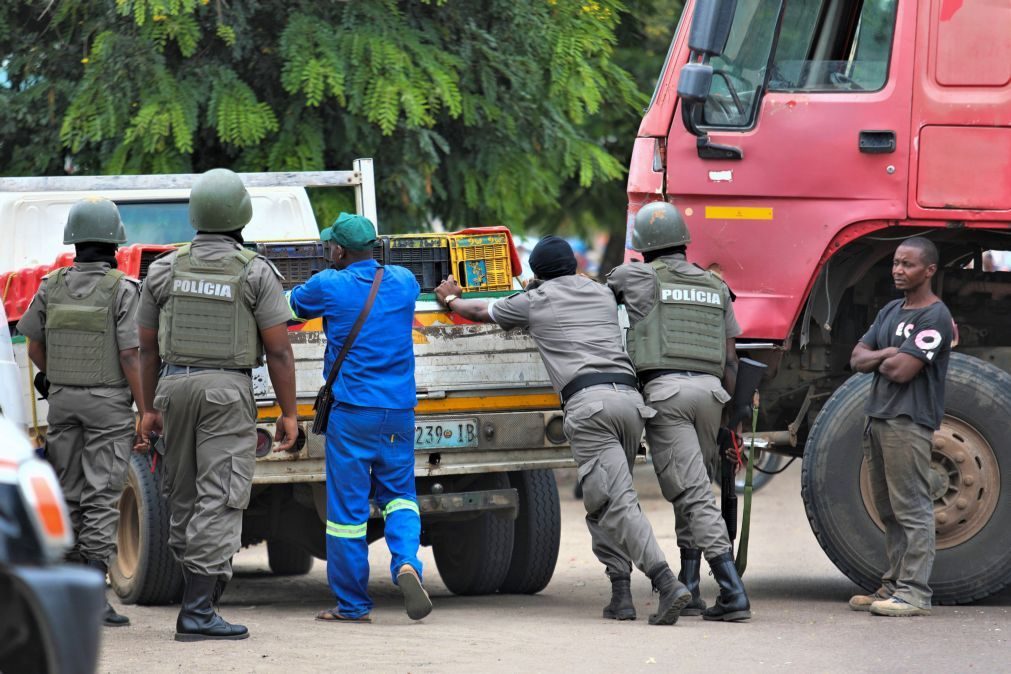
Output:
[603, 576, 636, 621]
[870, 597, 930, 617]
[647, 567, 692, 626]
[397, 565, 433, 620]
[849, 589, 890, 612]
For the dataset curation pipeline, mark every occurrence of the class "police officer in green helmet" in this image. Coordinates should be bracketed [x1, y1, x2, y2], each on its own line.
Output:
[17, 197, 144, 627]
[136, 168, 298, 641]
[607, 201, 752, 622]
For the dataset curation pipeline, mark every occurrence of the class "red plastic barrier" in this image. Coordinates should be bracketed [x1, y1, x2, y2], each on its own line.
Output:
[3, 244, 175, 324]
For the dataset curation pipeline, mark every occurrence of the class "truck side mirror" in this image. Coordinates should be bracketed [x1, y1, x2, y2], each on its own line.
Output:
[688, 0, 737, 57]
[677, 63, 714, 103]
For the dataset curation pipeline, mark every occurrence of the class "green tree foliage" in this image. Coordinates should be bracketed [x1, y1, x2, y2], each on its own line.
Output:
[0, 0, 682, 235]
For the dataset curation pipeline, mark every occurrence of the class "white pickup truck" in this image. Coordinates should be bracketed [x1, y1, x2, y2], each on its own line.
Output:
[1, 161, 569, 604]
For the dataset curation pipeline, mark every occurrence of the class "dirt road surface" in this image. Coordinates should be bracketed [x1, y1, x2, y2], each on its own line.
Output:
[99, 463, 1009, 673]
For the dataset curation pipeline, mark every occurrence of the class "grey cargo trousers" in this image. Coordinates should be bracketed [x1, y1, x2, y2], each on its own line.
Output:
[643, 373, 732, 557]
[46, 385, 135, 564]
[564, 383, 667, 579]
[155, 370, 256, 580]
[863, 416, 935, 609]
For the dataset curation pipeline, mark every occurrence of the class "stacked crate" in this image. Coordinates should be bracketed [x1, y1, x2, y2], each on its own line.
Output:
[383, 234, 453, 293]
[254, 242, 328, 290]
[448, 232, 514, 292]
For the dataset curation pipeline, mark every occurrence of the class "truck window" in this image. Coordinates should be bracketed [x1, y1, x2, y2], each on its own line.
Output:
[702, 0, 783, 128]
[118, 201, 192, 245]
[701, 0, 899, 129]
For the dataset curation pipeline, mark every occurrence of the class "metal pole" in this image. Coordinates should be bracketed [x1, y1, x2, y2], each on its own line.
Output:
[353, 158, 378, 234]
[0, 171, 362, 192]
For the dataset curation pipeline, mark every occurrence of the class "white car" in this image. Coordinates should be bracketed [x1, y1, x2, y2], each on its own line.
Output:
[0, 303, 105, 674]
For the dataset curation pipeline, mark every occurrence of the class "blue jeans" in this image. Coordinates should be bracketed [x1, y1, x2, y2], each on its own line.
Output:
[325, 403, 422, 618]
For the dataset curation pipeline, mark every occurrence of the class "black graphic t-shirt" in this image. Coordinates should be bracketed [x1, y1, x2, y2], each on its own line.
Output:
[859, 298, 955, 430]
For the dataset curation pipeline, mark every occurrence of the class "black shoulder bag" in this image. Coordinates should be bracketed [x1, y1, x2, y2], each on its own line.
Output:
[311, 267, 385, 435]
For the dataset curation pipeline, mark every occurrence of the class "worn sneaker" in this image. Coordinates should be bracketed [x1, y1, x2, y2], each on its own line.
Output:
[869, 596, 931, 617]
[848, 589, 890, 612]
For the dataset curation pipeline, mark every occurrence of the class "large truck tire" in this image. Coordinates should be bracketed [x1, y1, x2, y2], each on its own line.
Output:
[499, 469, 561, 594]
[267, 539, 314, 576]
[110, 452, 183, 605]
[431, 473, 515, 596]
[802, 353, 1011, 604]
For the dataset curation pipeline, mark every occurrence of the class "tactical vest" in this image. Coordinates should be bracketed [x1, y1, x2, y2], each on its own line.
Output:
[158, 244, 262, 369]
[45, 267, 128, 387]
[627, 260, 727, 377]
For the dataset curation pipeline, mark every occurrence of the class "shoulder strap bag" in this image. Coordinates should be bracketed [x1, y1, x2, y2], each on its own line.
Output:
[311, 267, 385, 435]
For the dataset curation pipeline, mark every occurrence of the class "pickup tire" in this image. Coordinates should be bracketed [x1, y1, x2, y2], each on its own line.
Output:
[431, 473, 515, 595]
[499, 470, 561, 594]
[110, 452, 183, 606]
[802, 353, 1011, 604]
[266, 539, 314, 576]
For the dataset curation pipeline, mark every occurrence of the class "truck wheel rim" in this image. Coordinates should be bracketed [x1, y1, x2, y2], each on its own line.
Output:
[859, 415, 1001, 549]
[117, 482, 141, 579]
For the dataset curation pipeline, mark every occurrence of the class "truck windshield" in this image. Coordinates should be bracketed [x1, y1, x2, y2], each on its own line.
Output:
[118, 201, 192, 245]
[702, 0, 899, 128]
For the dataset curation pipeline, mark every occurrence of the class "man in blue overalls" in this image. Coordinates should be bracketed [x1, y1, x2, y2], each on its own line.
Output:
[287, 213, 431, 623]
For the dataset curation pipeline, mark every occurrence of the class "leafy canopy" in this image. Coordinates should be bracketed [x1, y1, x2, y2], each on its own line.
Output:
[0, 0, 676, 235]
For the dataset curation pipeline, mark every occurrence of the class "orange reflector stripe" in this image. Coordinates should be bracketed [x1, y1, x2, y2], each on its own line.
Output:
[29, 475, 68, 538]
[704, 206, 773, 220]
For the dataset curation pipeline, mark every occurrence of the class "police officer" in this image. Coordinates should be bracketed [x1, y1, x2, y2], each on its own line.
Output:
[136, 168, 298, 641]
[436, 237, 692, 625]
[17, 197, 142, 627]
[607, 202, 751, 622]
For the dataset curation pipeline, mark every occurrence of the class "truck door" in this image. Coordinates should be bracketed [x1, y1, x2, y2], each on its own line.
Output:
[909, 0, 1011, 221]
[662, 0, 914, 338]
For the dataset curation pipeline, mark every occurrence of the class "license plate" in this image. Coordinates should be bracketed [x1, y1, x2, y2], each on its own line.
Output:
[415, 418, 479, 449]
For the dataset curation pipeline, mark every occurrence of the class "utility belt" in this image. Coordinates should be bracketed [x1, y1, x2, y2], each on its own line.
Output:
[560, 372, 639, 407]
[637, 369, 711, 387]
[161, 363, 252, 378]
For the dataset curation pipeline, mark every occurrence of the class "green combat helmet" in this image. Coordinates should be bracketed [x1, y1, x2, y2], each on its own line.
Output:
[63, 197, 126, 245]
[631, 201, 691, 252]
[189, 168, 253, 232]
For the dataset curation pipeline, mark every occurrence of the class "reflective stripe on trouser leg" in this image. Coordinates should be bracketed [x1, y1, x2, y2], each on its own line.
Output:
[373, 408, 424, 584]
[325, 404, 381, 618]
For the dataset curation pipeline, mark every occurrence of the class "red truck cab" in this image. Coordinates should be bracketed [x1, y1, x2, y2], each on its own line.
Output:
[629, 0, 1011, 604]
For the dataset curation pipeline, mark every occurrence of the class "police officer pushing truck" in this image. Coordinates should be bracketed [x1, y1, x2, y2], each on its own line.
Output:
[608, 201, 751, 622]
[136, 168, 298, 641]
[436, 237, 693, 626]
[17, 197, 144, 627]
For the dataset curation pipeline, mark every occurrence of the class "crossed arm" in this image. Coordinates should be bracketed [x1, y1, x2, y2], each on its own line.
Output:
[850, 343, 925, 384]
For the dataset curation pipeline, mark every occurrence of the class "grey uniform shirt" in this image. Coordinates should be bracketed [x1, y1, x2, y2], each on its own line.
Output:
[487, 274, 636, 392]
[606, 254, 742, 338]
[17, 261, 141, 351]
[138, 233, 291, 332]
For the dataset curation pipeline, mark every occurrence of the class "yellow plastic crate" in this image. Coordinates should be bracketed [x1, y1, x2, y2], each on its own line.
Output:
[449, 233, 514, 292]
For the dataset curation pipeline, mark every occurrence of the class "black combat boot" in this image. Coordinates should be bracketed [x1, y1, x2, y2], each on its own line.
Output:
[647, 565, 692, 625]
[678, 548, 706, 616]
[602, 574, 636, 621]
[175, 570, 248, 641]
[702, 552, 751, 622]
[85, 559, 130, 627]
[211, 576, 228, 607]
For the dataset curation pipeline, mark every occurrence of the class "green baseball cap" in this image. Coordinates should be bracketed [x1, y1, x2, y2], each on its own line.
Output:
[323, 212, 377, 250]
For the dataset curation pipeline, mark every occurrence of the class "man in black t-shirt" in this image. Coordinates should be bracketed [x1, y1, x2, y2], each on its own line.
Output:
[848, 237, 954, 617]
